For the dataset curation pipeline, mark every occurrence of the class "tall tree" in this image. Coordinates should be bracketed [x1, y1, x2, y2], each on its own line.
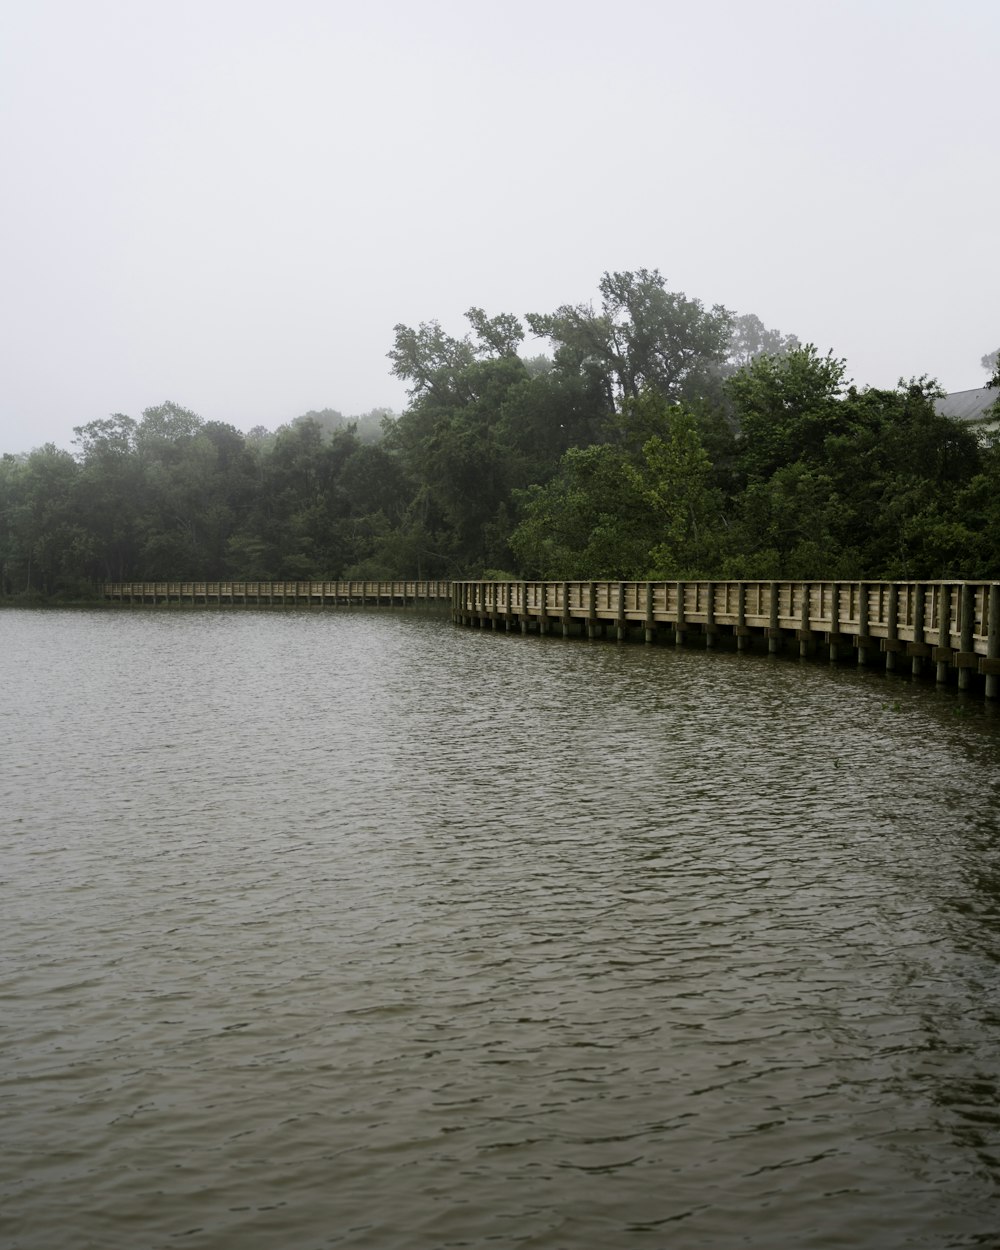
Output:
[723, 313, 800, 373]
[727, 344, 849, 483]
[526, 269, 734, 412]
[510, 443, 654, 579]
[387, 309, 542, 572]
[724, 372, 984, 579]
[0, 446, 85, 595]
[72, 414, 144, 580]
[622, 395, 724, 577]
[510, 391, 724, 580]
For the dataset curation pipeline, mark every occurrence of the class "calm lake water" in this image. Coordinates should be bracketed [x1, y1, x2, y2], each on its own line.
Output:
[3, 607, 1000, 1250]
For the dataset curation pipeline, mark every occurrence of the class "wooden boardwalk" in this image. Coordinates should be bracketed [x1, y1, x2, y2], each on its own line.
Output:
[102, 580, 452, 607]
[453, 580, 1000, 698]
[99, 577, 1000, 698]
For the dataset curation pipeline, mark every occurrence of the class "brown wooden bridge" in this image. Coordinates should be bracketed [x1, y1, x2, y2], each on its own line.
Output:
[101, 577, 1000, 698]
[452, 580, 1000, 698]
[102, 580, 451, 607]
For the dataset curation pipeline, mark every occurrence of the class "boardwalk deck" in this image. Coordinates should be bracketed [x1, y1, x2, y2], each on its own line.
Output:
[453, 580, 1000, 699]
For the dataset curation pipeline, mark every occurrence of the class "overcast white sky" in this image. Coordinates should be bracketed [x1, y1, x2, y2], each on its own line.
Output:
[1, 0, 997, 454]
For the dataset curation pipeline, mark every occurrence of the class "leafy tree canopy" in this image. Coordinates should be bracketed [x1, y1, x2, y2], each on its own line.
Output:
[526, 268, 734, 413]
[3, 271, 995, 596]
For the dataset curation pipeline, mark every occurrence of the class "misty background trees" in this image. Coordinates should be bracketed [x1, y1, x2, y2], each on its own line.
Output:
[1, 270, 997, 598]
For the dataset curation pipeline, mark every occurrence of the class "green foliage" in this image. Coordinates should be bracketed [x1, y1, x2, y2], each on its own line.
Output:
[509, 393, 725, 580]
[727, 344, 849, 482]
[620, 394, 723, 576]
[1, 272, 994, 597]
[723, 313, 800, 373]
[526, 268, 734, 412]
[0, 445, 85, 595]
[510, 444, 650, 578]
[723, 366, 985, 579]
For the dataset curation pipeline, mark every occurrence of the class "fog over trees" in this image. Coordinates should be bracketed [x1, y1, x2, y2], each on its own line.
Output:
[2, 271, 998, 599]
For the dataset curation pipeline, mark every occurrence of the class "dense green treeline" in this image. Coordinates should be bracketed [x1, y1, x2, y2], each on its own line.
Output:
[2, 270, 998, 599]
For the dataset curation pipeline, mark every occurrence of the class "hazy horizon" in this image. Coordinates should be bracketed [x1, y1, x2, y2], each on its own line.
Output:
[2, 0, 997, 456]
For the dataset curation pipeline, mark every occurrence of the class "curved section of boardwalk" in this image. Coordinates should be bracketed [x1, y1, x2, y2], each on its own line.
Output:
[453, 580, 1000, 699]
[99, 578, 1000, 698]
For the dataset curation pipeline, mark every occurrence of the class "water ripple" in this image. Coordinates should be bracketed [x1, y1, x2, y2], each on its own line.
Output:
[2, 608, 1000, 1248]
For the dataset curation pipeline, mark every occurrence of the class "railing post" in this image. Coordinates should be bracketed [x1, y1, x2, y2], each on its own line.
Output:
[911, 583, 926, 678]
[676, 581, 686, 647]
[885, 584, 899, 672]
[644, 583, 654, 644]
[857, 582, 870, 666]
[986, 584, 1000, 700]
[936, 584, 952, 684]
[705, 582, 716, 649]
[587, 582, 597, 639]
[799, 582, 811, 657]
[828, 582, 840, 663]
[616, 583, 626, 641]
[768, 582, 779, 654]
[958, 583, 975, 691]
[737, 581, 748, 652]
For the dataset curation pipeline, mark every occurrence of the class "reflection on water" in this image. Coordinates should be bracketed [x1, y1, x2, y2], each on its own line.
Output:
[2, 607, 1000, 1249]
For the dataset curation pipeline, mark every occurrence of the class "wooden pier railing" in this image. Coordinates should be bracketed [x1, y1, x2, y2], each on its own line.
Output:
[102, 580, 452, 607]
[99, 577, 1000, 697]
[452, 580, 1000, 699]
